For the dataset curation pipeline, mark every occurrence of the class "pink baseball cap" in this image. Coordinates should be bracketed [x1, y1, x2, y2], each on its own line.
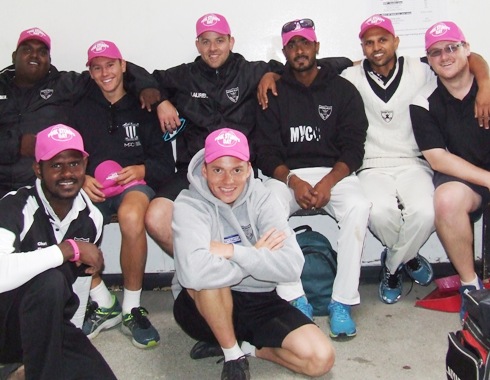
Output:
[281, 19, 317, 46]
[204, 128, 249, 164]
[425, 21, 466, 51]
[86, 40, 123, 67]
[17, 27, 51, 50]
[94, 160, 146, 198]
[196, 13, 231, 38]
[359, 14, 395, 39]
[35, 124, 88, 162]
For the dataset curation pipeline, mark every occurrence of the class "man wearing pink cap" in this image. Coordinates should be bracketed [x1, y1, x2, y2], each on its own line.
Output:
[0, 27, 160, 198]
[255, 18, 370, 339]
[144, 13, 351, 271]
[0, 124, 116, 379]
[172, 128, 334, 379]
[411, 21, 490, 322]
[70, 40, 174, 349]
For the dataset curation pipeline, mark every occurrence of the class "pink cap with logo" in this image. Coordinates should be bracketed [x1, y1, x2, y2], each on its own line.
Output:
[425, 21, 466, 51]
[359, 14, 395, 38]
[204, 128, 250, 164]
[196, 13, 231, 37]
[35, 124, 88, 162]
[281, 20, 317, 46]
[17, 27, 51, 50]
[94, 160, 146, 198]
[86, 40, 123, 67]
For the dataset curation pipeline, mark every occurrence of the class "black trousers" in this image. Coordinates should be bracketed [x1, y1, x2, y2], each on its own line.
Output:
[0, 265, 116, 380]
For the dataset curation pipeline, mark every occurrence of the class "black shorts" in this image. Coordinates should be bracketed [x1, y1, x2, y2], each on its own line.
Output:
[434, 172, 490, 222]
[154, 171, 189, 201]
[173, 289, 314, 349]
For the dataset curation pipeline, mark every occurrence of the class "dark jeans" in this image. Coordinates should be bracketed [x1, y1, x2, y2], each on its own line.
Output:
[0, 266, 116, 380]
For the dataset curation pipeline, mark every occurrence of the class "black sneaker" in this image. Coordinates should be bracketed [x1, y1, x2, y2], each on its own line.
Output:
[221, 356, 250, 380]
[190, 341, 223, 359]
[122, 307, 160, 349]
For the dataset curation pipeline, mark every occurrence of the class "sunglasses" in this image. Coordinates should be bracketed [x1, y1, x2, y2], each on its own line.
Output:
[427, 43, 465, 58]
[282, 18, 315, 34]
[162, 118, 187, 142]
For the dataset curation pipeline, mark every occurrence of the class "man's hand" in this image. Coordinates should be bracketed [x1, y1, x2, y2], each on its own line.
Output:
[83, 175, 105, 203]
[60, 240, 104, 275]
[117, 165, 145, 185]
[255, 228, 286, 251]
[289, 175, 318, 210]
[157, 100, 181, 132]
[209, 241, 234, 259]
[257, 72, 280, 110]
[139, 88, 161, 112]
[312, 178, 334, 209]
[20, 134, 36, 157]
[475, 77, 490, 129]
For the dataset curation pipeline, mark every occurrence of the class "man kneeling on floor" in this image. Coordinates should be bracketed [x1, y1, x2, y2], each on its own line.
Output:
[171, 128, 334, 379]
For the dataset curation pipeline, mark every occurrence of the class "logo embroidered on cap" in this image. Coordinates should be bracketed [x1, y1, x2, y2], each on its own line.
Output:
[47, 125, 77, 141]
[214, 130, 241, 147]
[429, 22, 451, 37]
[26, 28, 47, 38]
[365, 15, 386, 26]
[201, 14, 221, 27]
[90, 41, 111, 54]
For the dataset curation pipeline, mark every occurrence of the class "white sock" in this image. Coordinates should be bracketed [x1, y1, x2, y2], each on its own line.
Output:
[122, 288, 142, 315]
[461, 274, 481, 289]
[222, 342, 244, 362]
[240, 341, 256, 357]
[89, 281, 113, 308]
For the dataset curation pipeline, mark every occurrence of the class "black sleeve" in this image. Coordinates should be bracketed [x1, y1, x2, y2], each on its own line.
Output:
[0, 128, 22, 164]
[123, 61, 159, 96]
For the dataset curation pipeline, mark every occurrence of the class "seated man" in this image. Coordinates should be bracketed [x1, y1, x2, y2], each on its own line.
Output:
[0, 124, 116, 379]
[71, 40, 175, 349]
[172, 128, 334, 379]
[410, 21, 490, 322]
[255, 18, 370, 338]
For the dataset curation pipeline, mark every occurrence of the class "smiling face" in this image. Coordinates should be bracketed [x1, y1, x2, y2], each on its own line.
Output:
[12, 40, 51, 86]
[89, 57, 126, 100]
[195, 31, 234, 69]
[427, 40, 470, 81]
[361, 27, 399, 76]
[34, 149, 87, 204]
[202, 156, 251, 205]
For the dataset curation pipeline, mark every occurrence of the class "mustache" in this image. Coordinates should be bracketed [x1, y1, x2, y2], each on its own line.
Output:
[294, 55, 309, 62]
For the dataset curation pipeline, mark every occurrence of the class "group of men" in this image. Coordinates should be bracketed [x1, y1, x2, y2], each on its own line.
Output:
[0, 10, 489, 380]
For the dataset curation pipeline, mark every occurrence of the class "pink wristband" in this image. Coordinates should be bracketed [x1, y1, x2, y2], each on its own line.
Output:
[66, 239, 80, 262]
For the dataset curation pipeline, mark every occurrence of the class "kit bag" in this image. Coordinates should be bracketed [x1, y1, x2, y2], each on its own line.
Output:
[464, 289, 490, 338]
[294, 225, 337, 316]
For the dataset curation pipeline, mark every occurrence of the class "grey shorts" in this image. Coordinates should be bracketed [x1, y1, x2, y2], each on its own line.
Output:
[434, 172, 490, 222]
[173, 288, 314, 349]
[95, 184, 155, 224]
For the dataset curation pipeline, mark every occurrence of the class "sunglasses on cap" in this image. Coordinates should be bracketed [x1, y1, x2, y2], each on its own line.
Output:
[282, 18, 315, 34]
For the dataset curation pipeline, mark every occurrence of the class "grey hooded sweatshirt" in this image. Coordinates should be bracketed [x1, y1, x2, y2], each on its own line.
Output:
[171, 149, 304, 298]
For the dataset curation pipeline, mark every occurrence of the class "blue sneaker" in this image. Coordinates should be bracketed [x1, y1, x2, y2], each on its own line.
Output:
[82, 295, 122, 339]
[459, 278, 484, 323]
[378, 249, 403, 304]
[404, 254, 434, 286]
[122, 307, 160, 349]
[328, 300, 356, 338]
[290, 295, 313, 320]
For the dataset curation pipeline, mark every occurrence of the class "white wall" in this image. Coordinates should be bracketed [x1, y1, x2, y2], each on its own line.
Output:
[4, 0, 488, 273]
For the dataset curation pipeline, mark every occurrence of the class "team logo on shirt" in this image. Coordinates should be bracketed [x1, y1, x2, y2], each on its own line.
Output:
[224, 234, 242, 244]
[241, 224, 254, 242]
[290, 126, 321, 142]
[123, 122, 141, 147]
[318, 105, 332, 120]
[381, 110, 393, 123]
[40, 89, 53, 100]
[226, 87, 239, 103]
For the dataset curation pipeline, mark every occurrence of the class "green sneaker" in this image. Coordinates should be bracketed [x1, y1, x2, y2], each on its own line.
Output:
[122, 307, 160, 349]
[82, 295, 122, 339]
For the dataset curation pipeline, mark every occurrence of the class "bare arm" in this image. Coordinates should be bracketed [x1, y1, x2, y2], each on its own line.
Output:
[468, 52, 490, 129]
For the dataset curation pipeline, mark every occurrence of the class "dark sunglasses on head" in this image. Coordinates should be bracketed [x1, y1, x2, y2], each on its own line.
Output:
[282, 18, 315, 34]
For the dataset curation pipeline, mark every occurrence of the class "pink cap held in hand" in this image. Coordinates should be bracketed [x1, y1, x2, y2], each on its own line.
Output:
[94, 160, 146, 198]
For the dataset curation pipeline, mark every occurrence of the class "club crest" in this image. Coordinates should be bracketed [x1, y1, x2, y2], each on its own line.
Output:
[381, 110, 393, 123]
[226, 87, 239, 103]
[40, 89, 53, 100]
[318, 105, 332, 121]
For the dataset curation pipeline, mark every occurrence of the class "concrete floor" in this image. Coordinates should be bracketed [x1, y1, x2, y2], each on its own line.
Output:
[92, 280, 460, 380]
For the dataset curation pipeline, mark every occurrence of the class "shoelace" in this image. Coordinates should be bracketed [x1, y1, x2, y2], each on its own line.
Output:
[128, 307, 151, 329]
